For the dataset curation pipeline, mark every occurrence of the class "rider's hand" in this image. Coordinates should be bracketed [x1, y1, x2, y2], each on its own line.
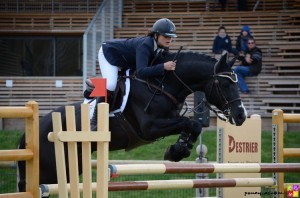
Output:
[164, 61, 176, 71]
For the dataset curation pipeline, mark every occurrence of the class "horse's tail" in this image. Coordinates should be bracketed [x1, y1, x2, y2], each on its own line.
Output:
[17, 134, 26, 192]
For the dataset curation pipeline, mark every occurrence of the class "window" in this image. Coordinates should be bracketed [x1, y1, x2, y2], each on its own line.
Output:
[0, 36, 82, 76]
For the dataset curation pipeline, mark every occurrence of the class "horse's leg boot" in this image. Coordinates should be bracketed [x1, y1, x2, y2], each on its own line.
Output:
[164, 132, 191, 162]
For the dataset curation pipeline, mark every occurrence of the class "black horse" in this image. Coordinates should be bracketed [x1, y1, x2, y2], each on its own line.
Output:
[18, 51, 247, 192]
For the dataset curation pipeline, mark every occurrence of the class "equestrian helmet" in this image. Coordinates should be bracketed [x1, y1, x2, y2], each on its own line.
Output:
[152, 18, 177, 38]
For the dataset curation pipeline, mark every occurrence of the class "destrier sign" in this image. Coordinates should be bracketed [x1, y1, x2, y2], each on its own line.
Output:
[217, 114, 261, 198]
[228, 135, 259, 153]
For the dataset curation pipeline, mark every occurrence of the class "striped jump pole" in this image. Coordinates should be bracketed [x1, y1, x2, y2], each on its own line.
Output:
[109, 163, 300, 176]
[108, 178, 276, 191]
[40, 178, 275, 194]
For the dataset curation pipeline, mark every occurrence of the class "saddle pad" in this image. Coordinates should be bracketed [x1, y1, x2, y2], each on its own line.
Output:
[83, 69, 131, 118]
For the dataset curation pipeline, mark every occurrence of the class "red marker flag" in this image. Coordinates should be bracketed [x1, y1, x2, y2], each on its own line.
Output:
[89, 78, 107, 102]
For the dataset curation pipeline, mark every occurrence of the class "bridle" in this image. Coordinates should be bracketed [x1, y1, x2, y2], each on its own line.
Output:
[204, 71, 241, 121]
[172, 68, 241, 122]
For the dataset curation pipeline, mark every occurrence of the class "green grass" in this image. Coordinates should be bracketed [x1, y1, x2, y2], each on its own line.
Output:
[0, 130, 23, 194]
[0, 130, 299, 197]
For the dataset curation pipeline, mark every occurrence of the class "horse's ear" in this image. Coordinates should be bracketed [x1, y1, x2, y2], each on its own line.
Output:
[214, 52, 228, 73]
[228, 56, 238, 68]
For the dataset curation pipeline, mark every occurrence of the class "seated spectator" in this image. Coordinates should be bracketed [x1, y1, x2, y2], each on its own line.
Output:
[233, 38, 262, 94]
[235, 25, 253, 55]
[212, 26, 238, 60]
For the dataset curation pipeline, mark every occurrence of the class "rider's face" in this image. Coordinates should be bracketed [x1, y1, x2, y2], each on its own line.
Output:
[157, 35, 173, 47]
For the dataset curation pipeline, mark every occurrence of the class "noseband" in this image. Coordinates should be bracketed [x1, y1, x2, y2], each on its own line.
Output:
[204, 72, 241, 121]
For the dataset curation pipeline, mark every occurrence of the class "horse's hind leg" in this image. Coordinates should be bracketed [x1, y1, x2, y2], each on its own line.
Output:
[164, 120, 202, 162]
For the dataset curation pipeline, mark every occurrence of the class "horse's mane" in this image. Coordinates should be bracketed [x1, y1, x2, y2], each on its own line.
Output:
[159, 51, 217, 67]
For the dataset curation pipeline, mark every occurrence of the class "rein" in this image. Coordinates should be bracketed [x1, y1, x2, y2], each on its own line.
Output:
[122, 52, 241, 122]
[176, 70, 241, 122]
[123, 69, 240, 122]
[133, 77, 178, 106]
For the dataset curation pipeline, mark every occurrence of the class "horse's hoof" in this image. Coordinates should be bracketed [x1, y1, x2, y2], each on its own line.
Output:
[164, 144, 191, 162]
[164, 145, 175, 161]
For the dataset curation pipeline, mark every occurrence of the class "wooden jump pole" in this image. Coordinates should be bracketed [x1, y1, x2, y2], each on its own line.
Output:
[0, 101, 39, 198]
[40, 178, 275, 194]
[272, 109, 300, 198]
[109, 163, 300, 176]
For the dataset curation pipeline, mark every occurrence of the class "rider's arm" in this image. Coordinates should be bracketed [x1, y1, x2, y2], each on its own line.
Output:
[136, 39, 165, 79]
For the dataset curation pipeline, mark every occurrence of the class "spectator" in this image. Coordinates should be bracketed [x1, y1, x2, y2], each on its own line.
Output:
[235, 25, 253, 55]
[212, 26, 238, 60]
[233, 38, 262, 94]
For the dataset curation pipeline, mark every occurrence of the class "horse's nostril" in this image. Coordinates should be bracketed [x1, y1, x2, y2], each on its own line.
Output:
[234, 113, 246, 126]
[238, 113, 246, 122]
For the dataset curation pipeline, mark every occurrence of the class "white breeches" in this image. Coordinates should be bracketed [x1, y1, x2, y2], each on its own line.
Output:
[98, 47, 119, 91]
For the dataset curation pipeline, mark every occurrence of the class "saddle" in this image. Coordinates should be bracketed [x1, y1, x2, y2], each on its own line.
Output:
[85, 69, 179, 114]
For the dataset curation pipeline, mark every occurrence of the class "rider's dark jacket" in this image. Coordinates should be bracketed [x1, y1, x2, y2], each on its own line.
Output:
[102, 36, 164, 79]
[238, 46, 262, 75]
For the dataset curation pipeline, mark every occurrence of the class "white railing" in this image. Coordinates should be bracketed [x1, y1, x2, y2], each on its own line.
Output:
[82, 0, 122, 90]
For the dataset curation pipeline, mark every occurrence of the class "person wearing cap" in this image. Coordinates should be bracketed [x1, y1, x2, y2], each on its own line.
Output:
[235, 25, 253, 55]
[94, 18, 177, 102]
[233, 38, 262, 94]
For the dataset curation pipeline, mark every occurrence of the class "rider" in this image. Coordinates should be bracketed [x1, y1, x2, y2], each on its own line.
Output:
[84, 18, 178, 105]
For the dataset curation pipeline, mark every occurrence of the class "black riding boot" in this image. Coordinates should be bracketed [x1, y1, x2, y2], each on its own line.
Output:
[107, 90, 115, 111]
[83, 89, 94, 100]
[90, 97, 105, 131]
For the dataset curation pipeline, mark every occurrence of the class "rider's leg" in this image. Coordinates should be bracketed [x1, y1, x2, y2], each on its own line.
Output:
[98, 47, 118, 108]
[98, 47, 118, 92]
[84, 47, 119, 100]
[91, 47, 119, 129]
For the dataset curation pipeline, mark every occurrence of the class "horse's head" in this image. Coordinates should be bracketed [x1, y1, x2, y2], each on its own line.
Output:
[155, 50, 246, 126]
[204, 53, 247, 126]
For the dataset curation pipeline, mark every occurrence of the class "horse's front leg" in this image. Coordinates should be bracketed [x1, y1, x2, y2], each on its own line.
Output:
[141, 117, 202, 162]
[163, 119, 202, 162]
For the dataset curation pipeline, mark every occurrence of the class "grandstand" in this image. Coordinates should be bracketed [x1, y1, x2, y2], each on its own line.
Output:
[0, 0, 299, 129]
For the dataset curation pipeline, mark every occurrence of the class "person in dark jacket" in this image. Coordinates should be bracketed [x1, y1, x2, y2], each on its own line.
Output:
[235, 25, 253, 55]
[212, 26, 238, 59]
[233, 38, 262, 94]
[98, 18, 177, 100]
